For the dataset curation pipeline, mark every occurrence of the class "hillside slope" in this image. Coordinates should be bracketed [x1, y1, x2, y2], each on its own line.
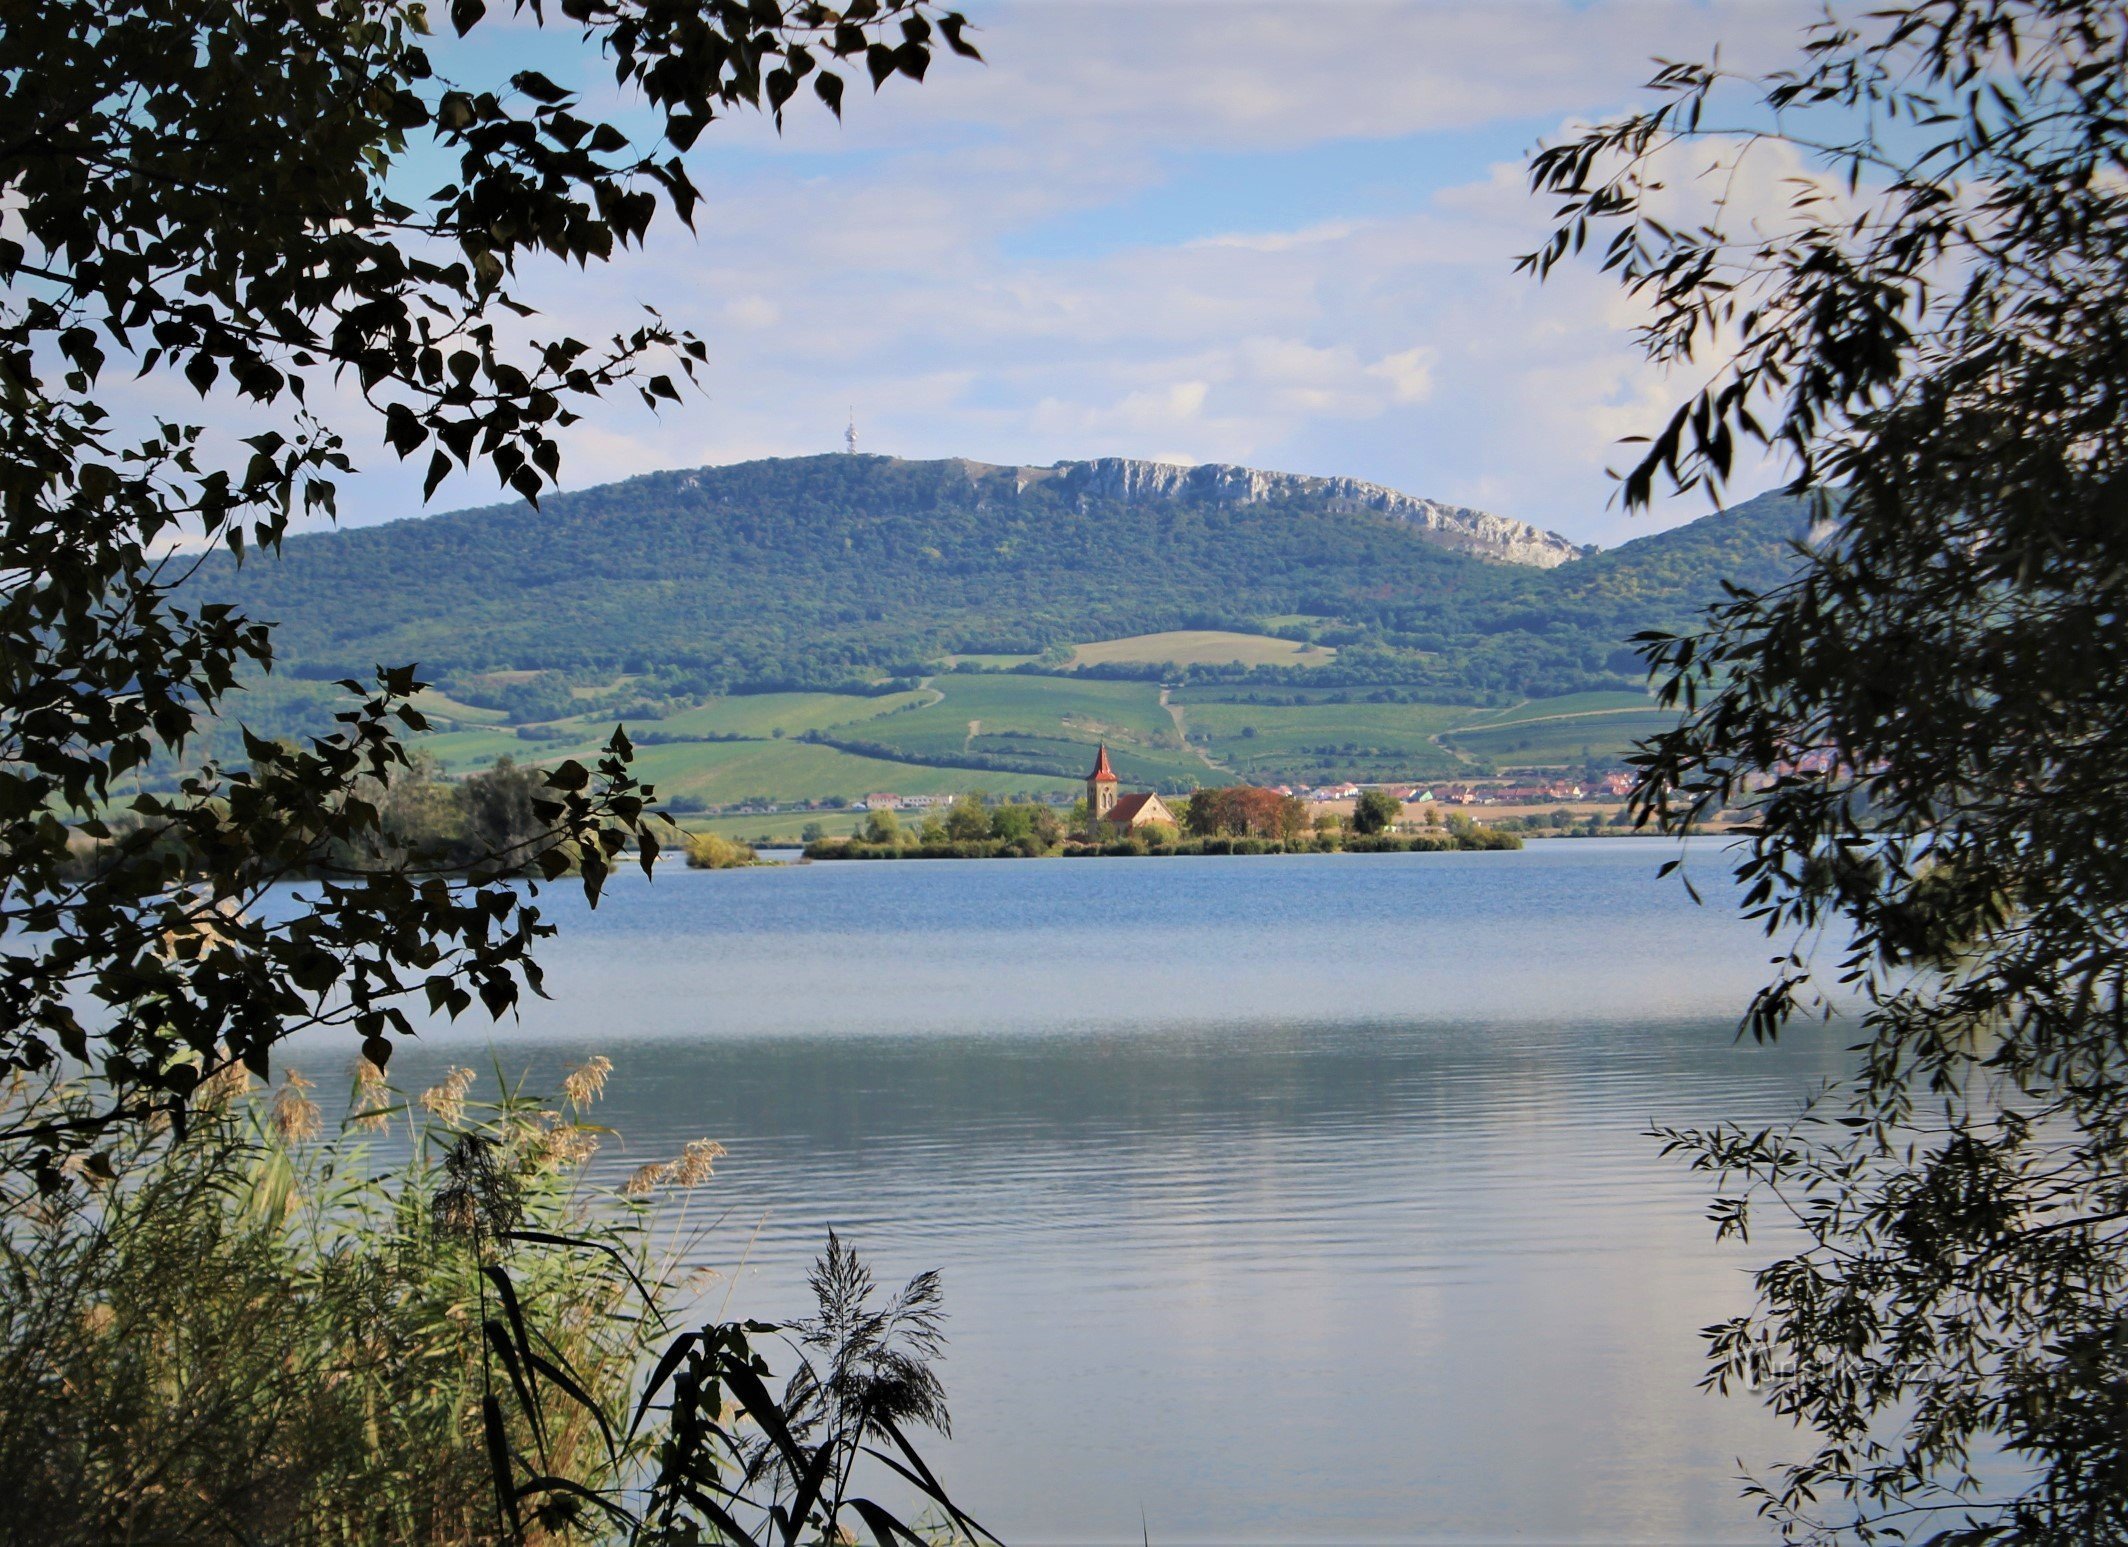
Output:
[187, 454, 1804, 703]
[173, 457, 1811, 803]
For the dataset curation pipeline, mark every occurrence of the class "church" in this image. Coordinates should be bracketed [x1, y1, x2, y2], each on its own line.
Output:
[1084, 744, 1177, 833]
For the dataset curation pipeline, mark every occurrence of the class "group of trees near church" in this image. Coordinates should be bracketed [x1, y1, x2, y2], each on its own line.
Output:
[1183, 786, 1309, 842]
[804, 783, 1531, 860]
[1181, 784, 1402, 841]
[844, 795, 1068, 858]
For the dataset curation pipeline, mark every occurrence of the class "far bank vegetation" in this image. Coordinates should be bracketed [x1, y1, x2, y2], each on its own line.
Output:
[804, 789, 1522, 860]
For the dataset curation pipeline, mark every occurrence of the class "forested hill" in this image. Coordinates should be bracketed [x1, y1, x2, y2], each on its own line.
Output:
[183, 453, 1807, 705]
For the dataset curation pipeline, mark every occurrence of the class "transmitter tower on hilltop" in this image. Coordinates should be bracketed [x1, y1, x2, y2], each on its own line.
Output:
[844, 408, 858, 455]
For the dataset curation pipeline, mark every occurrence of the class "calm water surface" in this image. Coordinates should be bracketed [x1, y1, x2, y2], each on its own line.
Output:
[299, 839, 1851, 1545]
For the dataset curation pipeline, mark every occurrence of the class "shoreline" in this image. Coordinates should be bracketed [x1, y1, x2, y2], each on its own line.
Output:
[801, 827, 1525, 861]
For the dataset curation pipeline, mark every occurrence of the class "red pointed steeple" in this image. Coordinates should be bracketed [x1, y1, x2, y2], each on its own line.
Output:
[1088, 743, 1117, 783]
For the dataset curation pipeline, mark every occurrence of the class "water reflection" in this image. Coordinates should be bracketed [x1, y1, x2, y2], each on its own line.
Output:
[292, 841, 1847, 1544]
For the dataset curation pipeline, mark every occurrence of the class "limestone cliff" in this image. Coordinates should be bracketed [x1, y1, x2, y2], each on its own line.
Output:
[1010, 457, 1590, 569]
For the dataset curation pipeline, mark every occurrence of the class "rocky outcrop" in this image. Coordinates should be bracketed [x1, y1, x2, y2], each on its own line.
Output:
[1026, 457, 1591, 569]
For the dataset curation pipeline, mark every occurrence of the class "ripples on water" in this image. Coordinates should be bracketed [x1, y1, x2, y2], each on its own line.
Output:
[290, 840, 1851, 1544]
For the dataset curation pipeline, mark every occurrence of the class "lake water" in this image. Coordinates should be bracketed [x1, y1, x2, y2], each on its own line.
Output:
[298, 839, 1853, 1545]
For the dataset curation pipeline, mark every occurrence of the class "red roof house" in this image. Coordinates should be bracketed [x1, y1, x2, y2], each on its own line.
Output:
[1103, 791, 1176, 830]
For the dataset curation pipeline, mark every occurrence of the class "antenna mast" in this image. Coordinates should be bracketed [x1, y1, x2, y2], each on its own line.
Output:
[844, 407, 858, 455]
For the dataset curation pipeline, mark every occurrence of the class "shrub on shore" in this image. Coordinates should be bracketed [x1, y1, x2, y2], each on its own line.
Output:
[1343, 832, 1442, 853]
[682, 830, 760, 869]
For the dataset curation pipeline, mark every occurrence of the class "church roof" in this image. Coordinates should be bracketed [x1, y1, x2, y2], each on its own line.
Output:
[1105, 792, 1168, 826]
[1087, 743, 1116, 782]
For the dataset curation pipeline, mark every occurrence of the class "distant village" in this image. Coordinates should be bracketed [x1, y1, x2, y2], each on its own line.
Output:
[854, 769, 1638, 817]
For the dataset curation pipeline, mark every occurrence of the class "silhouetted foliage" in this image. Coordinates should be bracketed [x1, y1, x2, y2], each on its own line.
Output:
[0, 0, 975, 1172]
[1531, 0, 2128, 1537]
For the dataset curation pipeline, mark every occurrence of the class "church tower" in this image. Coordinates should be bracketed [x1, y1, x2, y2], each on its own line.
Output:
[1086, 743, 1119, 821]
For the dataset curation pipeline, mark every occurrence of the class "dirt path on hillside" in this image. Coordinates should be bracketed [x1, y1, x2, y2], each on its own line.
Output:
[1427, 729, 1479, 771]
[1159, 687, 1223, 770]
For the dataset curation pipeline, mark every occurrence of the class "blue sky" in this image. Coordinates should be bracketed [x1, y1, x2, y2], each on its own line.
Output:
[303, 2, 1833, 547]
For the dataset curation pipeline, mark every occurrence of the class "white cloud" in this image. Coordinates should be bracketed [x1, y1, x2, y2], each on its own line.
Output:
[1188, 221, 1364, 254]
[1368, 347, 1438, 406]
[772, 0, 1822, 154]
[721, 295, 782, 329]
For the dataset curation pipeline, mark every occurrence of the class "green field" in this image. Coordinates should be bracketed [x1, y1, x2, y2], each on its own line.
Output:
[845, 674, 1212, 786]
[1068, 629, 1336, 670]
[653, 689, 934, 739]
[421, 689, 935, 773]
[628, 739, 1077, 806]
[1176, 699, 1479, 781]
[919, 674, 1176, 739]
[422, 729, 1076, 806]
[412, 682, 1100, 804]
[1442, 706, 1679, 766]
[1163, 688, 1677, 779]
[566, 674, 643, 701]
[407, 678, 1669, 805]
[675, 808, 873, 845]
[417, 724, 608, 774]
[408, 688, 509, 727]
[1455, 690, 1657, 728]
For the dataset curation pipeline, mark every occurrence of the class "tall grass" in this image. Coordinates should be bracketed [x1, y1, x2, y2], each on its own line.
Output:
[0, 1060, 992, 1546]
[0, 1058, 673, 1544]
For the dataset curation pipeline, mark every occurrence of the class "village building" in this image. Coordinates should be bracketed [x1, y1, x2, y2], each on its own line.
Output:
[1084, 744, 1176, 833]
[862, 791, 956, 812]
